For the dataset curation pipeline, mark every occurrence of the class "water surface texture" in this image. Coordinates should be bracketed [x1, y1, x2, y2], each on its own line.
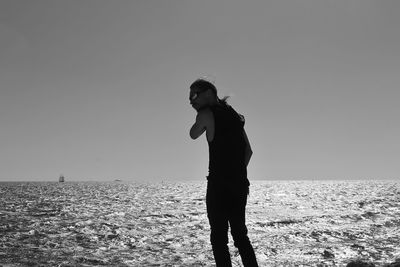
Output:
[1, 180, 399, 266]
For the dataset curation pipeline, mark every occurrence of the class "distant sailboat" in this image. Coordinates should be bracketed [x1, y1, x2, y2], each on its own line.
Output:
[59, 175, 65, 183]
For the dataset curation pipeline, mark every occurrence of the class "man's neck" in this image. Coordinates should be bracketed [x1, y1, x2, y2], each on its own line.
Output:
[208, 98, 221, 106]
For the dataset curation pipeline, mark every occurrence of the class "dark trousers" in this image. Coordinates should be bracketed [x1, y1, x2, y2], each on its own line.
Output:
[206, 182, 258, 267]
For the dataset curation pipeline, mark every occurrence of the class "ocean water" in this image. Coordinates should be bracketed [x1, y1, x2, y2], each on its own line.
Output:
[0, 180, 399, 266]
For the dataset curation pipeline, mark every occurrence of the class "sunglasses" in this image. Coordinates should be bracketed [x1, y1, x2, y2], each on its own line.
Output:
[189, 89, 208, 102]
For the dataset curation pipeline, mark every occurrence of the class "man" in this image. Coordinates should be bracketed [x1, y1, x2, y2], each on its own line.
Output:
[189, 79, 258, 267]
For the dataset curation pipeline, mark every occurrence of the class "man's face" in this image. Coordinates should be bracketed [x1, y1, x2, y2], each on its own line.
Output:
[189, 87, 209, 111]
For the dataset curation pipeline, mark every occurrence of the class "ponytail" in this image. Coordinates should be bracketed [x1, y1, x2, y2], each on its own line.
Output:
[218, 96, 230, 106]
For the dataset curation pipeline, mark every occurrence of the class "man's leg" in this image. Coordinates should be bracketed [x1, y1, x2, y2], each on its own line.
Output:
[207, 184, 232, 267]
[228, 187, 258, 267]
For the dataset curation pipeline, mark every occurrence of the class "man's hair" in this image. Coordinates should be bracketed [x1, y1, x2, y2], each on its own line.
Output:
[190, 78, 229, 105]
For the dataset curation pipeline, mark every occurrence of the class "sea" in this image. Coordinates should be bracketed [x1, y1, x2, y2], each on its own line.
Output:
[0, 180, 399, 266]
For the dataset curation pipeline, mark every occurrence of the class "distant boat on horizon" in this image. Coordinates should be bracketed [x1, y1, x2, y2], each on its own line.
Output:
[59, 175, 65, 183]
[114, 179, 122, 182]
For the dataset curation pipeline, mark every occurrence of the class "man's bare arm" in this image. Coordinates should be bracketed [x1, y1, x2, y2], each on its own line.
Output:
[190, 109, 213, 140]
[243, 129, 253, 167]
[190, 112, 206, 139]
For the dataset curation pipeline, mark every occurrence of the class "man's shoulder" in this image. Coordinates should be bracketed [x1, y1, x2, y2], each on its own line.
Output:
[224, 105, 245, 123]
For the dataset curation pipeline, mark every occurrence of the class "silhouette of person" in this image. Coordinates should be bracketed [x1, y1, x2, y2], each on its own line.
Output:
[189, 79, 259, 267]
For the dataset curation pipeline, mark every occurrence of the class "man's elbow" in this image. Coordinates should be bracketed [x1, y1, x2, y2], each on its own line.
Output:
[189, 129, 198, 140]
[246, 146, 253, 156]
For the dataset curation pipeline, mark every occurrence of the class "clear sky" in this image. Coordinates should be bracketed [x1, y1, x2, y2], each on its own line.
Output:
[1, 0, 399, 182]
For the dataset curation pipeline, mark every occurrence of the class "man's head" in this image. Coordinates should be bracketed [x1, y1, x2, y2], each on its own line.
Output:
[189, 79, 218, 111]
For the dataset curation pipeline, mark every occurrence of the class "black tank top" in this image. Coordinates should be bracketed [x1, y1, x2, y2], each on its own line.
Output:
[207, 104, 250, 187]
